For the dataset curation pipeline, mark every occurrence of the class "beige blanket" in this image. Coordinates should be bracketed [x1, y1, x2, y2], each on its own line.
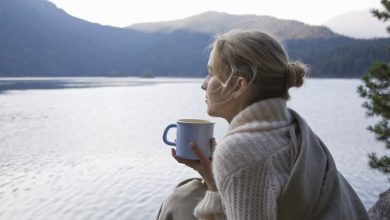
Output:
[277, 109, 369, 219]
[157, 178, 206, 220]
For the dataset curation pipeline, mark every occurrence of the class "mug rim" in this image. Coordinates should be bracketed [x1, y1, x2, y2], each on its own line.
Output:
[177, 119, 215, 124]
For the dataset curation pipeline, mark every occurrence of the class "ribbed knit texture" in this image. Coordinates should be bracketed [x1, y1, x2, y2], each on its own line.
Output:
[194, 191, 225, 220]
[194, 98, 369, 220]
[194, 98, 294, 220]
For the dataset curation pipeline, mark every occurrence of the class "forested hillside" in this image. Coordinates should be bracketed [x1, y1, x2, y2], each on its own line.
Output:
[0, 0, 389, 78]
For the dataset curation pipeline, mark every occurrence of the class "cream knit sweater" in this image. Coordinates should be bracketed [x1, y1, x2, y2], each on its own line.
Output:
[193, 98, 369, 220]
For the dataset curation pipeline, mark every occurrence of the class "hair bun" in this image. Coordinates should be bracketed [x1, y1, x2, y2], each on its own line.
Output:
[286, 61, 307, 88]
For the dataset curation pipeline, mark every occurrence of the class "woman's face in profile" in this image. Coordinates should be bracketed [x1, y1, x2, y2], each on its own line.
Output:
[202, 50, 233, 119]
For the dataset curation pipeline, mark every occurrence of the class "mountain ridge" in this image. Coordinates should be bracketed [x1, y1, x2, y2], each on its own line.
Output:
[324, 9, 388, 39]
[0, 0, 389, 78]
[128, 11, 338, 40]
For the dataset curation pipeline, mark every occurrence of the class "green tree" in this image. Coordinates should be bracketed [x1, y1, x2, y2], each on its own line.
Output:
[357, 0, 390, 178]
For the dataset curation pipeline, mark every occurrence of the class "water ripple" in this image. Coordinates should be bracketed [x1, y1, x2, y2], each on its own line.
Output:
[0, 78, 388, 219]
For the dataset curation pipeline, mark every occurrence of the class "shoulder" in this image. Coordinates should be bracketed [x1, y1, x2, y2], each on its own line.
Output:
[213, 135, 292, 196]
[215, 128, 291, 159]
[212, 131, 291, 180]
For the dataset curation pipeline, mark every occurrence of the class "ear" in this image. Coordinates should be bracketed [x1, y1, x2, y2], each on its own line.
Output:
[232, 76, 249, 98]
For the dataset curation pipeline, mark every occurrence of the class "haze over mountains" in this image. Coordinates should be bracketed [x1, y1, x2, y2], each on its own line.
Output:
[324, 9, 388, 39]
[129, 11, 337, 40]
[1, 0, 389, 78]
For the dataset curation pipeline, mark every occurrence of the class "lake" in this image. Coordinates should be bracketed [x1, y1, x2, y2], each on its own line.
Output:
[0, 77, 388, 220]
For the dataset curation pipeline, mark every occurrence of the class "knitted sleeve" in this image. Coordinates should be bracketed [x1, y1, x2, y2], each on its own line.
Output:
[218, 155, 289, 220]
[193, 191, 226, 220]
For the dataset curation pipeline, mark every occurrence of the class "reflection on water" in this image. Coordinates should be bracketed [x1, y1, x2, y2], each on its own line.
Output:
[0, 77, 388, 220]
[0, 77, 199, 93]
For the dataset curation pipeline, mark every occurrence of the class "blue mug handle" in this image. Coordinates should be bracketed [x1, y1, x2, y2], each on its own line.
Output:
[163, 124, 177, 146]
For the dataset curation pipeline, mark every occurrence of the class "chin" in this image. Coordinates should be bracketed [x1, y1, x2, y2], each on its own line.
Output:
[206, 107, 215, 116]
[207, 107, 220, 118]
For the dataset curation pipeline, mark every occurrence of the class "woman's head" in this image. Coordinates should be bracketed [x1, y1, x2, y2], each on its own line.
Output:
[202, 30, 308, 121]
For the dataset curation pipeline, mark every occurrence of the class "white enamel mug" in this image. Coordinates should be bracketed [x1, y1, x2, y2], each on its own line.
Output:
[162, 119, 214, 160]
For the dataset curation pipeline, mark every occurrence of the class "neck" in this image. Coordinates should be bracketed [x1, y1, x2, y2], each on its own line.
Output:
[224, 100, 249, 124]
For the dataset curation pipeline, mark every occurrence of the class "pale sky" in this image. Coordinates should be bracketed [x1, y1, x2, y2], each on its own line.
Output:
[48, 0, 382, 27]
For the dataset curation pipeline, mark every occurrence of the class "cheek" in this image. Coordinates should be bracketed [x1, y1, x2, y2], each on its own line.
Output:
[207, 88, 226, 108]
[207, 78, 222, 93]
[206, 84, 218, 100]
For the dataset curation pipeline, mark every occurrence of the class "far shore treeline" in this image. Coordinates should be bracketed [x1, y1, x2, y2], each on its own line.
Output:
[1, 0, 390, 78]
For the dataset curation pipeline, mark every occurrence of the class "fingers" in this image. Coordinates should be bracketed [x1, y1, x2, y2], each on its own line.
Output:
[210, 138, 217, 152]
[190, 142, 211, 166]
[210, 138, 217, 147]
[171, 148, 199, 169]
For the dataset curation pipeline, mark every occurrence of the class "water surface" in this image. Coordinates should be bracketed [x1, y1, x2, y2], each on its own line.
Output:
[0, 77, 388, 220]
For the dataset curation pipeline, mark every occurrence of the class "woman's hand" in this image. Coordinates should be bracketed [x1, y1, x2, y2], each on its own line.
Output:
[171, 138, 218, 192]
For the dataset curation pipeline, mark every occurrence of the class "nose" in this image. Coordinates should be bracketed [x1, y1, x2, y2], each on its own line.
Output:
[201, 77, 207, 90]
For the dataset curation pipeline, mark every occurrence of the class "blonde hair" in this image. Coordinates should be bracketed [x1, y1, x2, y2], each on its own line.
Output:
[210, 30, 308, 100]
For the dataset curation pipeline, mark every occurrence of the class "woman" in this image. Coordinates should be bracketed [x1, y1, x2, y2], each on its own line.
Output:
[157, 30, 369, 220]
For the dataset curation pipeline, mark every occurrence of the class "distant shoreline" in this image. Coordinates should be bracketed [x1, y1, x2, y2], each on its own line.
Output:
[0, 75, 364, 80]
